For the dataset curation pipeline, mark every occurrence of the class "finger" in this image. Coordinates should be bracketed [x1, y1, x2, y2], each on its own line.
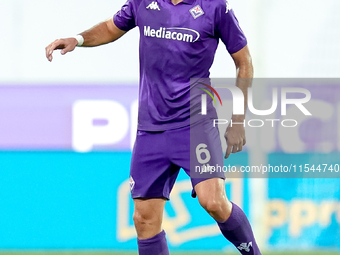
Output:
[60, 43, 75, 55]
[45, 45, 50, 59]
[46, 40, 63, 61]
[46, 42, 58, 62]
[232, 144, 238, 153]
[243, 138, 246, 146]
[45, 43, 54, 61]
[238, 143, 243, 152]
[225, 144, 233, 159]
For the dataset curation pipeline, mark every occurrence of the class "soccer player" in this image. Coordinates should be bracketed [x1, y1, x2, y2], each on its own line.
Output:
[45, 0, 261, 254]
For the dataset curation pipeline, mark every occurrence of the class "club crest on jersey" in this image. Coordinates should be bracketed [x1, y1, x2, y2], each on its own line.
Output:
[190, 5, 204, 19]
[129, 176, 135, 191]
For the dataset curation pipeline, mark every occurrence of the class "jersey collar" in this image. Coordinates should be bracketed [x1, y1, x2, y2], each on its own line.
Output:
[165, 0, 195, 5]
[181, 0, 195, 4]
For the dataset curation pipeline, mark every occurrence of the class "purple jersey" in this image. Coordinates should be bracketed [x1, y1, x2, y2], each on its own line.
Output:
[114, 0, 247, 131]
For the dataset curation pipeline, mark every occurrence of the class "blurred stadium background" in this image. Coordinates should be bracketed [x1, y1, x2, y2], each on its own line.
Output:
[1, 0, 340, 254]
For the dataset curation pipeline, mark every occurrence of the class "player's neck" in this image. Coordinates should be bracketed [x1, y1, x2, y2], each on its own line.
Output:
[171, 0, 183, 5]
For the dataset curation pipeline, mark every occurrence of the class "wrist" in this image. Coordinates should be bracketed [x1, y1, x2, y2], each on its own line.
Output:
[231, 115, 245, 122]
[73, 35, 84, 46]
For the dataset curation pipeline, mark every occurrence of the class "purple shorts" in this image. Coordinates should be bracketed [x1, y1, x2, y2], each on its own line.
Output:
[129, 118, 225, 199]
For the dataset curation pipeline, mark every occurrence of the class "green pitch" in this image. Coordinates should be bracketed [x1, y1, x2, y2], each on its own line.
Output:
[1, 252, 340, 255]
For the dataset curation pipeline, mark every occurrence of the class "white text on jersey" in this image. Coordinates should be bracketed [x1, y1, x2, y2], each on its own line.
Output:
[143, 26, 200, 43]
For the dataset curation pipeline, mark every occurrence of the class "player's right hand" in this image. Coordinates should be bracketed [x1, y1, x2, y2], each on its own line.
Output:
[45, 38, 78, 62]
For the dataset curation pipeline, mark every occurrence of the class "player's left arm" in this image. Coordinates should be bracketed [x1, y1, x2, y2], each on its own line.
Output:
[224, 45, 253, 159]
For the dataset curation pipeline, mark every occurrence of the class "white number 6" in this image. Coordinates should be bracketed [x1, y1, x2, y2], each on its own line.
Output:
[196, 143, 211, 164]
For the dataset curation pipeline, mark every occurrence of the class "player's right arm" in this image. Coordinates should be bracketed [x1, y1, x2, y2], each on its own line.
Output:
[45, 18, 126, 62]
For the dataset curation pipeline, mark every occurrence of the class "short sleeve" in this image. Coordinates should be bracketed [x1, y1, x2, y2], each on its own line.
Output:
[113, 0, 137, 31]
[215, 1, 247, 54]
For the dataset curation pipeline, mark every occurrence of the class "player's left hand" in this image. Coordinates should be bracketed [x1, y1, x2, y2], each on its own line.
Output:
[224, 123, 246, 159]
